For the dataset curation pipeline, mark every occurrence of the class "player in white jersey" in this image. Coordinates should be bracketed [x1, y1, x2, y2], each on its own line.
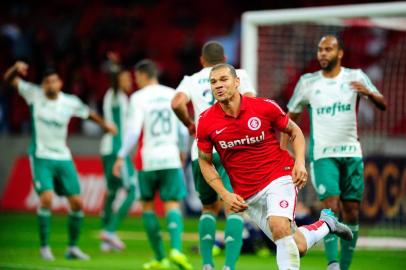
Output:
[99, 68, 136, 251]
[282, 35, 387, 270]
[4, 61, 116, 261]
[171, 41, 256, 270]
[113, 59, 192, 270]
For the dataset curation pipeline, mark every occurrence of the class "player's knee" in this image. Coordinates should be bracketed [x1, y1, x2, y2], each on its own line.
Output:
[202, 201, 221, 216]
[69, 197, 83, 211]
[269, 219, 291, 240]
[322, 197, 340, 214]
[40, 191, 53, 208]
[342, 205, 360, 223]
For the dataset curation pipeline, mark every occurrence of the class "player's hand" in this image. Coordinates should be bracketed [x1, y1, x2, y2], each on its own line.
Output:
[350, 81, 371, 97]
[222, 192, 248, 213]
[104, 123, 117, 135]
[113, 158, 124, 178]
[292, 161, 308, 189]
[187, 122, 196, 136]
[14, 61, 28, 76]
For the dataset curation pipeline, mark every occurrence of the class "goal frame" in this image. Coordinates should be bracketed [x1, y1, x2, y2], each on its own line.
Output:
[241, 2, 406, 89]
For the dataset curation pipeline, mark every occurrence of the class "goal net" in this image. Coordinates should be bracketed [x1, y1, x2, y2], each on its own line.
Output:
[241, 2, 406, 232]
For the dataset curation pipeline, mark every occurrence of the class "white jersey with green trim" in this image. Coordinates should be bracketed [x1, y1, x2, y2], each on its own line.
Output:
[127, 84, 184, 171]
[18, 80, 90, 160]
[100, 88, 130, 156]
[287, 67, 380, 161]
[176, 67, 256, 160]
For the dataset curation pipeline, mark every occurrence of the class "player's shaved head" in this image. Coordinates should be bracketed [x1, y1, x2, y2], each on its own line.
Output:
[210, 63, 237, 78]
[202, 41, 225, 65]
[319, 35, 344, 50]
[135, 59, 158, 79]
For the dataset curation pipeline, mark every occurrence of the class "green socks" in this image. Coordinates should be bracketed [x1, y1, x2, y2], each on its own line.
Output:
[101, 191, 116, 229]
[106, 186, 136, 233]
[340, 224, 359, 270]
[142, 211, 165, 260]
[224, 214, 244, 270]
[324, 233, 339, 264]
[68, 210, 83, 247]
[38, 208, 51, 247]
[198, 213, 216, 266]
[166, 208, 183, 251]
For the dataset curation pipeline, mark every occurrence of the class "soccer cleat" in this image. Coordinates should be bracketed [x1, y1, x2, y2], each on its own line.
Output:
[169, 249, 193, 270]
[222, 267, 231, 270]
[40, 246, 55, 261]
[320, 209, 353, 241]
[142, 258, 171, 270]
[65, 246, 90, 260]
[202, 264, 214, 270]
[327, 262, 340, 270]
[100, 241, 112, 252]
[100, 231, 125, 251]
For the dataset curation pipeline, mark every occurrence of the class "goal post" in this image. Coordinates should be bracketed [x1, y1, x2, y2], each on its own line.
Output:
[242, 2, 406, 90]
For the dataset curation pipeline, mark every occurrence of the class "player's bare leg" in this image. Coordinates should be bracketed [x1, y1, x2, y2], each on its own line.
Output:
[65, 195, 89, 260]
[38, 191, 54, 261]
[340, 200, 360, 270]
[165, 201, 193, 270]
[322, 196, 341, 269]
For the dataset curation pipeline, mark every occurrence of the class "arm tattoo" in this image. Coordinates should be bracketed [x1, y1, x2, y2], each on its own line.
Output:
[198, 149, 212, 162]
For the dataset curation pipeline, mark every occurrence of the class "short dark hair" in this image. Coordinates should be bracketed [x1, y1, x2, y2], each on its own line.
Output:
[42, 68, 58, 80]
[135, 59, 158, 79]
[321, 34, 344, 50]
[202, 41, 225, 65]
[210, 63, 237, 78]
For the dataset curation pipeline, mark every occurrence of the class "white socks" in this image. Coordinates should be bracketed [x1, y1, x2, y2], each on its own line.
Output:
[298, 220, 330, 250]
[274, 235, 300, 270]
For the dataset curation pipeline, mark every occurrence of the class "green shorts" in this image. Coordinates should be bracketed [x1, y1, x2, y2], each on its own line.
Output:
[192, 153, 233, 205]
[310, 157, 364, 202]
[29, 156, 80, 196]
[102, 154, 136, 190]
[138, 168, 186, 201]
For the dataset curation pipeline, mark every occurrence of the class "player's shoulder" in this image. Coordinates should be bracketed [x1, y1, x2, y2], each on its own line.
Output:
[61, 92, 83, 105]
[300, 71, 320, 82]
[247, 96, 281, 108]
[342, 67, 363, 80]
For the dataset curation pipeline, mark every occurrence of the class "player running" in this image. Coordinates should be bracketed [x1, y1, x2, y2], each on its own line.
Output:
[197, 63, 353, 270]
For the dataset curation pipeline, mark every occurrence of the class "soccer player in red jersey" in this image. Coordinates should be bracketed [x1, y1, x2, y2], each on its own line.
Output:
[196, 63, 353, 270]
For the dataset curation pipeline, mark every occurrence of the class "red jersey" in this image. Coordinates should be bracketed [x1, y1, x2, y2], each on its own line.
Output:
[197, 96, 294, 199]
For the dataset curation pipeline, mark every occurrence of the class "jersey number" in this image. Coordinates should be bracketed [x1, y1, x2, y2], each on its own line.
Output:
[151, 109, 172, 136]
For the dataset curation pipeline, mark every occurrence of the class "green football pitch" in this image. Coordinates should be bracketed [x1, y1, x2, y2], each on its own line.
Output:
[0, 212, 405, 270]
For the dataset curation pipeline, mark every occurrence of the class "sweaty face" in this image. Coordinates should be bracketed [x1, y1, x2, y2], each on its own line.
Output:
[210, 67, 240, 103]
[118, 71, 132, 94]
[42, 74, 62, 98]
[317, 37, 342, 71]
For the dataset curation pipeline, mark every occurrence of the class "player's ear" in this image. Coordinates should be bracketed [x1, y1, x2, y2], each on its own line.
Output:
[200, 56, 205, 66]
[338, 49, 344, 60]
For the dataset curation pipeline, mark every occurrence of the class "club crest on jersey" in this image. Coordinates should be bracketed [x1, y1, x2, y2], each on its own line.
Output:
[248, 117, 261, 131]
[279, 200, 289, 208]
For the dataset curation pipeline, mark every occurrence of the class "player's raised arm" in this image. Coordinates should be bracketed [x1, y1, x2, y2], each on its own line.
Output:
[3, 61, 29, 88]
[280, 118, 308, 189]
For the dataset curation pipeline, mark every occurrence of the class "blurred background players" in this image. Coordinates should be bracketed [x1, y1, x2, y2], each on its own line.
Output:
[282, 35, 387, 270]
[113, 59, 192, 270]
[99, 53, 137, 252]
[172, 41, 256, 270]
[3, 61, 116, 261]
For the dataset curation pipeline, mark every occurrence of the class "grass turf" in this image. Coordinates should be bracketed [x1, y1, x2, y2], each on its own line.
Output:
[0, 212, 405, 270]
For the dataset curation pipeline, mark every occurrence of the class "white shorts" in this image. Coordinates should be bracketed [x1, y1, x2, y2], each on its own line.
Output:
[245, 175, 297, 241]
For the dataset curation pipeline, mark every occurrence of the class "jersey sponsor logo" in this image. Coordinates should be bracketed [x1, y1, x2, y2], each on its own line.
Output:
[247, 117, 261, 131]
[316, 102, 351, 116]
[322, 144, 358, 154]
[218, 131, 265, 149]
[215, 127, 227, 134]
[279, 200, 289, 208]
[38, 116, 63, 128]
